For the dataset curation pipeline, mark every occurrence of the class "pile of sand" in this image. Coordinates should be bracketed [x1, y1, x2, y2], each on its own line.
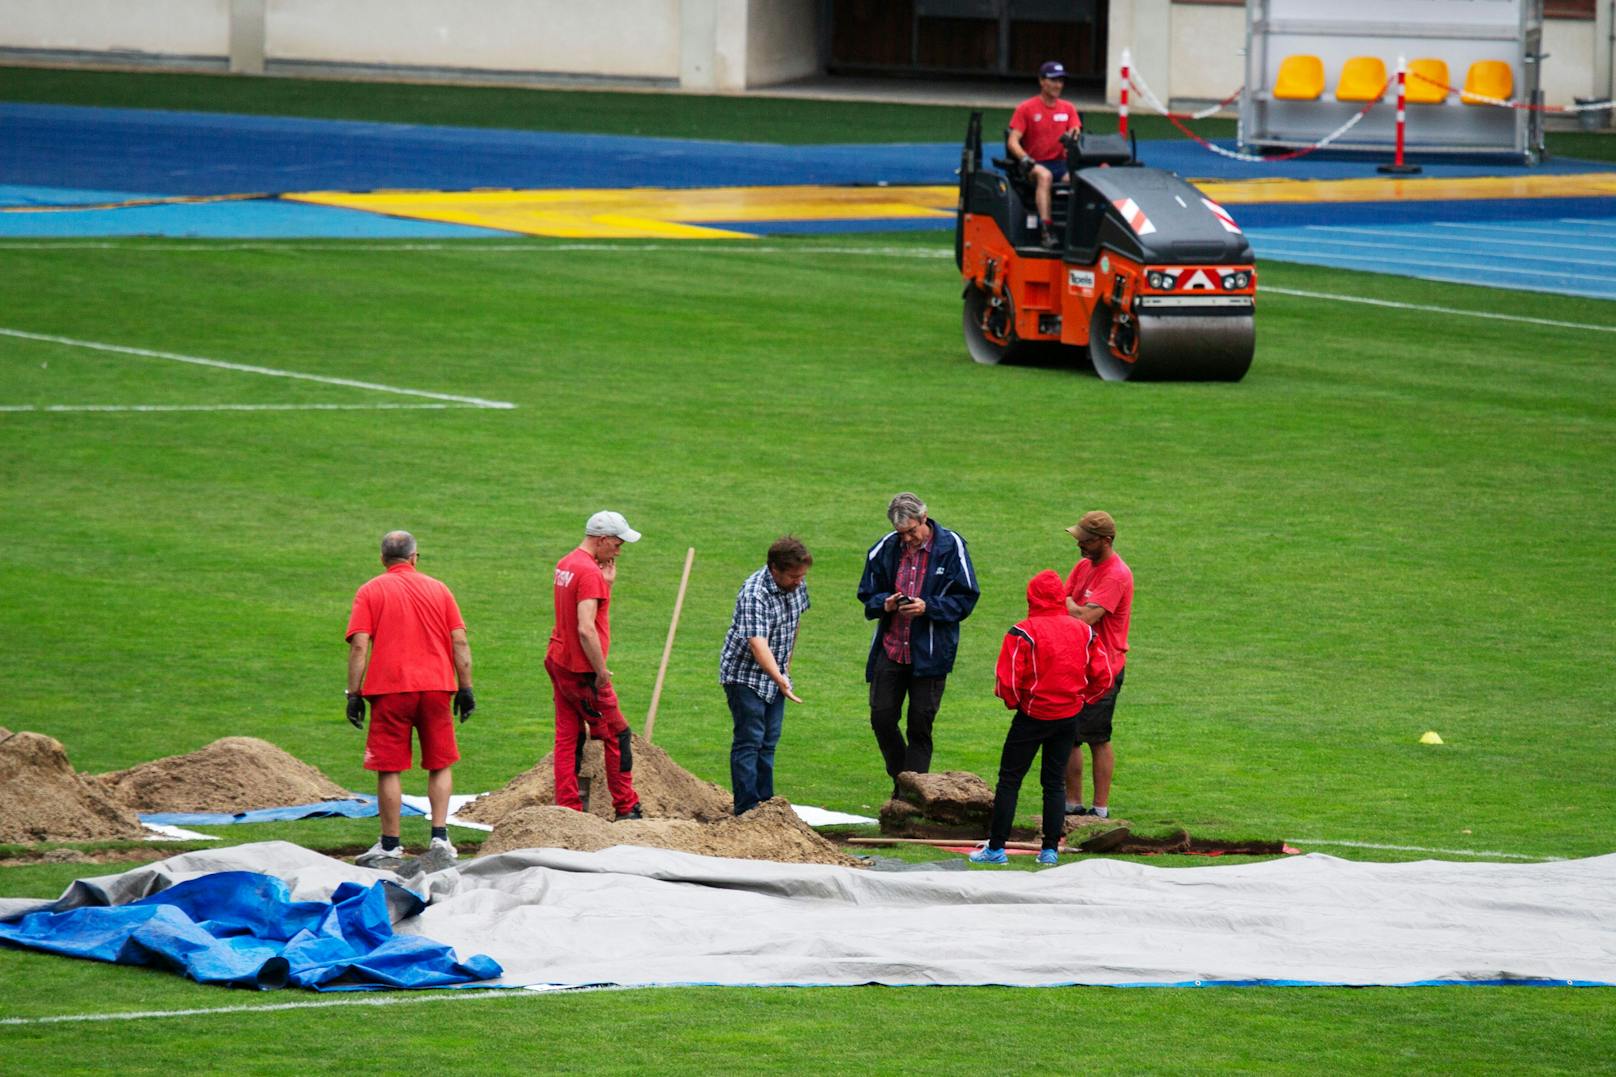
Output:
[0, 732, 146, 843]
[458, 735, 733, 827]
[481, 797, 861, 867]
[92, 736, 351, 813]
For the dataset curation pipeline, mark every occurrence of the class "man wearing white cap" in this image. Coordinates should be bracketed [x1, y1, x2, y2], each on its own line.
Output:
[544, 510, 644, 820]
[1008, 60, 1083, 248]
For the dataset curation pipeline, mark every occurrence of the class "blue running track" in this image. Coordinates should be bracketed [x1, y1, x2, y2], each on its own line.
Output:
[2, 102, 1614, 301]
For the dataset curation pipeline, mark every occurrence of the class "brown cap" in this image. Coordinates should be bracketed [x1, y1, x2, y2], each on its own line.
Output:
[1065, 510, 1116, 540]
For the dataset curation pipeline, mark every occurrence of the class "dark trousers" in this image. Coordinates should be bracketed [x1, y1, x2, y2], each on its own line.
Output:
[988, 712, 1079, 851]
[869, 651, 947, 780]
[725, 683, 785, 816]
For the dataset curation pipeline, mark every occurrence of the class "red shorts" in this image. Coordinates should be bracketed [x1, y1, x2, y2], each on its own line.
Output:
[363, 691, 459, 772]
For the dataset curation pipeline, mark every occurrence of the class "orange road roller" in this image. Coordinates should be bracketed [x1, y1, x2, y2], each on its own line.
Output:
[956, 112, 1256, 381]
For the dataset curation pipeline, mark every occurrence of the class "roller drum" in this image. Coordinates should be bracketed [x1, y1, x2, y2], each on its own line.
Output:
[1089, 305, 1255, 382]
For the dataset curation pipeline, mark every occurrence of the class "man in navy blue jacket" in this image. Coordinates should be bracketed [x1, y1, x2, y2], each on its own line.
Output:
[857, 492, 980, 792]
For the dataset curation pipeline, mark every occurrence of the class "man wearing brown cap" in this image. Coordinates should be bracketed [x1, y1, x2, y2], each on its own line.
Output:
[1063, 510, 1132, 819]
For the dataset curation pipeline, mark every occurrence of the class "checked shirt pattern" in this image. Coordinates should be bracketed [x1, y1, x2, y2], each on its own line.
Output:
[718, 566, 811, 703]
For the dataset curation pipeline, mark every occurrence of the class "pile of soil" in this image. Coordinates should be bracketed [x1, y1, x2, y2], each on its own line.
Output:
[0, 732, 146, 843]
[481, 797, 861, 867]
[458, 735, 733, 827]
[92, 736, 351, 813]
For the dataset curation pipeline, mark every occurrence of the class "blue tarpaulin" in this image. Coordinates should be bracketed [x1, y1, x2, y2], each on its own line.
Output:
[0, 870, 500, 990]
[138, 795, 423, 827]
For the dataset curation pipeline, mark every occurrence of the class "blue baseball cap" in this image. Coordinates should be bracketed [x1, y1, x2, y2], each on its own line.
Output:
[1039, 61, 1068, 79]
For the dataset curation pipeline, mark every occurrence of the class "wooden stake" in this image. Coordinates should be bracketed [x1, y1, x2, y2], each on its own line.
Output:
[643, 546, 694, 743]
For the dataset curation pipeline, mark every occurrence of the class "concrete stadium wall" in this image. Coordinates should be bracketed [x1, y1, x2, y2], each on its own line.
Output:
[268, 0, 680, 80]
[0, 0, 228, 59]
[0, 0, 812, 88]
[745, 0, 819, 89]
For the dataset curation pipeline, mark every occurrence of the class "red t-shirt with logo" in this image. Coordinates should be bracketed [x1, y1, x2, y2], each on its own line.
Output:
[345, 563, 465, 695]
[546, 547, 611, 674]
[1009, 95, 1082, 163]
[1065, 553, 1133, 669]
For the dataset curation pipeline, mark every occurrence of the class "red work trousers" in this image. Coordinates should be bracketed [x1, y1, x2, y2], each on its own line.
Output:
[544, 657, 639, 815]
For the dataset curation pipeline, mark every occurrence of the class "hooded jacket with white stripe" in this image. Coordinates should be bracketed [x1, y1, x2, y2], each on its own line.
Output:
[994, 569, 1115, 720]
[857, 519, 980, 680]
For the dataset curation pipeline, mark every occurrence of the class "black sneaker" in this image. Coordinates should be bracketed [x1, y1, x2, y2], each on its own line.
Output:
[1040, 230, 1060, 249]
[614, 806, 644, 821]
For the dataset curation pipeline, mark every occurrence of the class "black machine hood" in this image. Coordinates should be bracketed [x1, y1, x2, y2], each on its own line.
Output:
[1076, 166, 1255, 265]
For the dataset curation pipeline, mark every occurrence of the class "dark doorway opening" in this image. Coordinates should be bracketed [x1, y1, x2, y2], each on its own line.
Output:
[826, 0, 1110, 89]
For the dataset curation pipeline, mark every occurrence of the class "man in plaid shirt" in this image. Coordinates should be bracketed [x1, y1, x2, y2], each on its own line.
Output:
[719, 536, 813, 815]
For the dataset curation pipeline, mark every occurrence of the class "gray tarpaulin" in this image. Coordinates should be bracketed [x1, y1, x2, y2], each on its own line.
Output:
[4, 841, 1612, 988]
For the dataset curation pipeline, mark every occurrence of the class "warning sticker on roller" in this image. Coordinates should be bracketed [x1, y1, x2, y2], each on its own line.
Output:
[1067, 269, 1095, 292]
[1201, 197, 1242, 234]
[1112, 197, 1156, 236]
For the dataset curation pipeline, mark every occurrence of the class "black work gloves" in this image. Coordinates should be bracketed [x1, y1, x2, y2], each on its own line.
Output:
[346, 693, 365, 729]
[454, 686, 476, 723]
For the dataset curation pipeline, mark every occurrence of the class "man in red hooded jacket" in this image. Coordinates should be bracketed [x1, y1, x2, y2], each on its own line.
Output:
[970, 569, 1114, 865]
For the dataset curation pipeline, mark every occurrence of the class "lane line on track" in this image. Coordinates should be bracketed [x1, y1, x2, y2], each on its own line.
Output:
[0, 985, 625, 1027]
[1301, 225, 1616, 259]
[1286, 838, 1561, 861]
[1268, 232, 1616, 269]
[1260, 287, 1616, 333]
[0, 402, 485, 413]
[0, 327, 517, 409]
[1250, 245, 1616, 286]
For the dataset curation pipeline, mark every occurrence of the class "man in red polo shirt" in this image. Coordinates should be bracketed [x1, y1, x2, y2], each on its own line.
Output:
[346, 530, 475, 870]
[1008, 60, 1083, 248]
[1062, 510, 1132, 820]
[546, 510, 643, 820]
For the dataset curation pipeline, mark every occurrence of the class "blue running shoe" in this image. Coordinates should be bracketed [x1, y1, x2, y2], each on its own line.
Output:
[1036, 848, 1059, 866]
[968, 846, 1009, 864]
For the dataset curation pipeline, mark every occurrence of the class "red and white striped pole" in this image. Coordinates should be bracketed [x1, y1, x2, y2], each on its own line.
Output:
[1378, 55, 1422, 174]
[1119, 48, 1130, 140]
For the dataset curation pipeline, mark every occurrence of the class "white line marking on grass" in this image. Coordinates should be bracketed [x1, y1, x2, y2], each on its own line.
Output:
[1286, 838, 1562, 861]
[0, 985, 624, 1027]
[1262, 288, 1616, 334]
[0, 403, 483, 413]
[0, 327, 516, 409]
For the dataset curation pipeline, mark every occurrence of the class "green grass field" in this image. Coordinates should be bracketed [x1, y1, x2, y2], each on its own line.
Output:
[2, 69, 1614, 1073]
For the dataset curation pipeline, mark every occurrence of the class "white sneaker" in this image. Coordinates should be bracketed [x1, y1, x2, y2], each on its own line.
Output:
[418, 836, 458, 873]
[355, 841, 407, 869]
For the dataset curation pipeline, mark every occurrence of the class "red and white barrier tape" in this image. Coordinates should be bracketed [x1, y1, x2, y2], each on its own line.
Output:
[1127, 61, 1388, 163]
[1407, 70, 1616, 113]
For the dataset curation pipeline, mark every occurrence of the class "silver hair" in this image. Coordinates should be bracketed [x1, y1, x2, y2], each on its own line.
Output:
[887, 492, 927, 527]
[380, 530, 416, 562]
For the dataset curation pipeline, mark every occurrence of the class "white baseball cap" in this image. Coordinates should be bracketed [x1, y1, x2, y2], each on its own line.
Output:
[585, 510, 641, 542]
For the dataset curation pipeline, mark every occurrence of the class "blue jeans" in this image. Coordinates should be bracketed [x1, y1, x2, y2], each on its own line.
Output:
[725, 683, 784, 815]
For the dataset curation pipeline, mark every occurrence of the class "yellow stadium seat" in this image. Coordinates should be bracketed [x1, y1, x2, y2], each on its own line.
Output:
[1405, 58, 1449, 104]
[1336, 56, 1388, 102]
[1462, 60, 1514, 105]
[1274, 54, 1325, 101]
